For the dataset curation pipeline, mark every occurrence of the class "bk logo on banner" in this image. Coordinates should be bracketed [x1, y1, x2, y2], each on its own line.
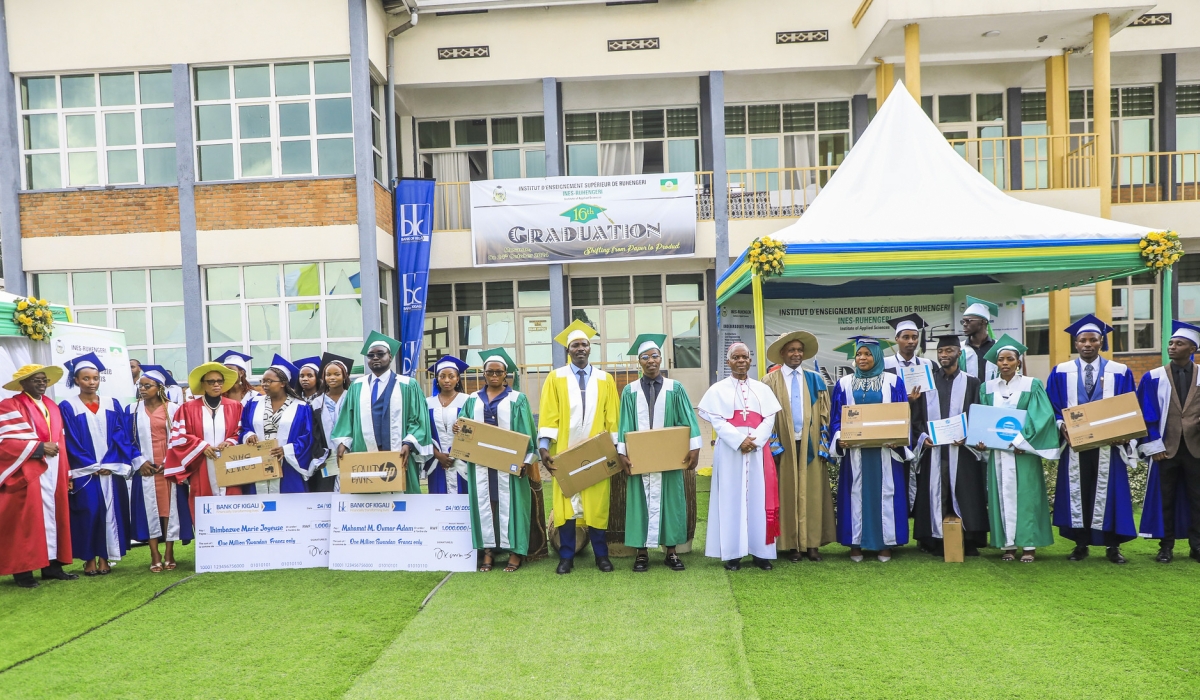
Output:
[398, 203, 432, 242]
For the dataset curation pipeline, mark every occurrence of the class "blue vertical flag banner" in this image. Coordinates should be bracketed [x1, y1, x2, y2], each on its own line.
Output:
[395, 178, 435, 376]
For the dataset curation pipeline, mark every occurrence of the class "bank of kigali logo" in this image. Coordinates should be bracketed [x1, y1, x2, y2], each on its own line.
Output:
[560, 203, 606, 224]
[660, 178, 678, 191]
[994, 416, 1022, 442]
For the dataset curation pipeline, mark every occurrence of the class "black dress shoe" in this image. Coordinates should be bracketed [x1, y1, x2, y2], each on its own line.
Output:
[555, 558, 573, 575]
[752, 556, 773, 571]
[787, 550, 802, 563]
[632, 554, 650, 572]
[664, 553, 685, 571]
[1191, 549, 1200, 563]
[723, 559, 741, 571]
[595, 556, 614, 572]
[964, 545, 981, 557]
[1106, 547, 1127, 564]
[806, 548, 822, 562]
[41, 567, 78, 581]
[1155, 548, 1173, 563]
[1067, 546, 1089, 561]
[13, 573, 38, 589]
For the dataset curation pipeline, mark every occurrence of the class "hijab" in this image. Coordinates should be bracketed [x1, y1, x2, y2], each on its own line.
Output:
[852, 339, 885, 393]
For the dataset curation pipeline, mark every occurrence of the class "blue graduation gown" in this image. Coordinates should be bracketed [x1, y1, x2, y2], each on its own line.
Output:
[1135, 367, 1194, 539]
[829, 373, 911, 551]
[125, 400, 193, 544]
[60, 396, 137, 561]
[239, 397, 315, 494]
[1046, 358, 1138, 545]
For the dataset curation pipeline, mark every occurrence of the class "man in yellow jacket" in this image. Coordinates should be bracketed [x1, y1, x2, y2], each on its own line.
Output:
[539, 319, 620, 574]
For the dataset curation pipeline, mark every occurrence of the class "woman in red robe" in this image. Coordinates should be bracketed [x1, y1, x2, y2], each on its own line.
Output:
[164, 362, 245, 521]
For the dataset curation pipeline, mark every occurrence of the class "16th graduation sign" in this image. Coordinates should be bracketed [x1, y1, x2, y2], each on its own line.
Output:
[470, 173, 696, 266]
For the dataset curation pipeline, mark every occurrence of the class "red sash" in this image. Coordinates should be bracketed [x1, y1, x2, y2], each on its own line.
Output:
[728, 410, 780, 545]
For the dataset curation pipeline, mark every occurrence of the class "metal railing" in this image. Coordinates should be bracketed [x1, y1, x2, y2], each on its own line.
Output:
[944, 133, 1099, 191]
[1111, 151, 1200, 203]
[415, 360, 644, 403]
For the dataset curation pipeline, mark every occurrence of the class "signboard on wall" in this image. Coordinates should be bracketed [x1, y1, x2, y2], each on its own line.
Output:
[469, 173, 696, 266]
[48, 322, 135, 402]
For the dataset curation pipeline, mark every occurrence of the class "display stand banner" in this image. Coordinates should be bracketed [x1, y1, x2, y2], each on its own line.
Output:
[328, 494, 475, 572]
[49, 322, 135, 402]
[194, 493, 333, 573]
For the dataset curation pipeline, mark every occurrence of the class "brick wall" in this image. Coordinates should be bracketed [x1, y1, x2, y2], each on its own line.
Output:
[1121, 352, 1161, 382]
[195, 178, 356, 230]
[375, 183, 393, 234]
[20, 187, 179, 237]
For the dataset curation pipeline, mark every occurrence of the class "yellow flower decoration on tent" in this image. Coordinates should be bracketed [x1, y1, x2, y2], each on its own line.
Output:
[750, 235, 786, 279]
[12, 296, 54, 342]
[1139, 231, 1183, 271]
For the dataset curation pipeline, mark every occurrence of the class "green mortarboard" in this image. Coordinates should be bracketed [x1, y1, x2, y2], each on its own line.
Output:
[627, 333, 668, 357]
[963, 295, 1000, 320]
[983, 333, 1027, 364]
[359, 330, 401, 357]
[832, 337, 895, 359]
[478, 347, 519, 390]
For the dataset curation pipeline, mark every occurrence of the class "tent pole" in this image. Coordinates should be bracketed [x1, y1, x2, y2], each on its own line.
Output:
[1162, 266, 1173, 366]
[752, 271, 767, 377]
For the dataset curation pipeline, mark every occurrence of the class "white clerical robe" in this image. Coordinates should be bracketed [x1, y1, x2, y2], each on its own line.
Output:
[698, 376, 782, 560]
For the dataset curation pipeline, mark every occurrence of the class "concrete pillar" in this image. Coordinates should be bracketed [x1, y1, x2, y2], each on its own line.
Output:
[1049, 289, 1071, 366]
[874, 62, 893, 106]
[1045, 54, 1068, 189]
[701, 72, 729, 280]
[349, 0, 381, 335]
[0, 0, 24, 293]
[1093, 13, 1112, 218]
[1159, 53, 1176, 201]
[173, 65, 204, 369]
[543, 78, 567, 367]
[903, 25, 920, 102]
[852, 94, 869, 142]
[1006, 87, 1023, 190]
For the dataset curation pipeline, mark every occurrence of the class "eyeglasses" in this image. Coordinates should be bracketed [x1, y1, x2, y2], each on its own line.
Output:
[366, 351, 389, 359]
[261, 377, 284, 384]
[202, 379, 224, 386]
[483, 369, 507, 376]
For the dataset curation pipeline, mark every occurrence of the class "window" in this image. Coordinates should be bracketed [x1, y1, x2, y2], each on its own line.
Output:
[1177, 255, 1200, 322]
[19, 71, 176, 190]
[370, 80, 385, 184]
[420, 280, 533, 368]
[724, 101, 850, 190]
[31, 269, 187, 378]
[203, 261, 364, 374]
[193, 60, 353, 182]
[1022, 272, 1159, 356]
[932, 93, 1006, 188]
[571, 274, 666, 362]
[417, 114, 545, 181]
[564, 108, 699, 176]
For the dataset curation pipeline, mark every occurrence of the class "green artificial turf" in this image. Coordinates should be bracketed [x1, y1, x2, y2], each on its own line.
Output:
[0, 564, 442, 699]
[730, 534, 1200, 700]
[344, 551, 757, 700]
[0, 544, 193, 671]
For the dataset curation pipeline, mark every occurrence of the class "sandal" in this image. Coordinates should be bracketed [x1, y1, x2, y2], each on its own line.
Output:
[503, 557, 522, 573]
[164, 560, 176, 571]
[1001, 551, 1015, 561]
[478, 553, 494, 573]
[150, 562, 164, 573]
[1020, 552, 1035, 563]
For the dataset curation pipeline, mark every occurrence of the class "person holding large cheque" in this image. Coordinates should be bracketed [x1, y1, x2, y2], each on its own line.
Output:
[973, 336, 1057, 562]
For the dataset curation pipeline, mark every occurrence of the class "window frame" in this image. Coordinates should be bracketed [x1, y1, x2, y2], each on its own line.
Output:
[563, 107, 700, 177]
[416, 112, 547, 181]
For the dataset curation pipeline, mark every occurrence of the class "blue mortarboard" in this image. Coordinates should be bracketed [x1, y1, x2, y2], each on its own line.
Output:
[293, 356, 322, 374]
[65, 352, 106, 388]
[215, 349, 253, 373]
[1064, 313, 1114, 351]
[268, 354, 300, 388]
[427, 355, 469, 395]
[1171, 320, 1200, 347]
[139, 364, 178, 387]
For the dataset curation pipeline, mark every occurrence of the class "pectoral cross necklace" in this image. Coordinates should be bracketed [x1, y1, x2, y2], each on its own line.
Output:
[736, 379, 751, 421]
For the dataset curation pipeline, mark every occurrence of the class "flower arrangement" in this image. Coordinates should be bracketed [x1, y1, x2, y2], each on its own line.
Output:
[1139, 231, 1183, 270]
[13, 297, 55, 341]
[749, 236, 786, 279]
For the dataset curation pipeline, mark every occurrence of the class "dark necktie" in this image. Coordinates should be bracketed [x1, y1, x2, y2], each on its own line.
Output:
[577, 368, 587, 408]
[1084, 364, 1095, 395]
[1176, 366, 1191, 404]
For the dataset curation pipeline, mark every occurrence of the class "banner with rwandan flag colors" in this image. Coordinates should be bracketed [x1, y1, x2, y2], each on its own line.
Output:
[469, 173, 696, 266]
[395, 178, 436, 376]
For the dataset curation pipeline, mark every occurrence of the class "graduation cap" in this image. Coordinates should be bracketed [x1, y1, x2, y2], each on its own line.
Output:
[554, 319, 598, 348]
[1171, 320, 1200, 347]
[428, 355, 469, 376]
[832, 336, 895, 359]
[267, 354, 300, 389]
[887, 313, 928, 337]
[318, 351, 355, 386]
[983, 333, 1027, 364]
[478, 347, 519, 390]
[627, 333, 667, 357]
[962, 295, 999, 322]
[360, 330, 400, 357]
[1064, 313, 1114, 352]
[214, 349, 253, 373]
[293, 356, 322, 375]
[935, 334, 963, 349]
[64, 352, 106, 388]
[139, 363, 178, 387]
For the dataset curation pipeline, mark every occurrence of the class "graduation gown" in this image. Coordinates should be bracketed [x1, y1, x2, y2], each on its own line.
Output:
[762, 365, 835, 550]
[979, 375, 1058, 549]
[165, 397, 246, 521]
[538, 365, 621, 529]
[240, 396, 315, 494]
[426, 392, 469, 494]
[1047, 359, 1138, 546]
[1135, 366, 1197, 541]
[911, 368, 987, 544]
[961, 339, 998, 384]
[60, 396, 136, 562]
[830, 373, 912, 551]
[617, 377, 702, 549]
[0, 393, 71, 575]
[330, 370, 432, 495]
[306, 392, 346, 492]
[127, 400, 192, 544]
[460, 388, 537, 555]
[699, 377, 782, 560]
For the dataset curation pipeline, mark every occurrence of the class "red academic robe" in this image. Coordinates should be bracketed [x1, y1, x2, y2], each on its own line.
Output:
[0, 393, 71, 575]
[165, 397, 245, 518]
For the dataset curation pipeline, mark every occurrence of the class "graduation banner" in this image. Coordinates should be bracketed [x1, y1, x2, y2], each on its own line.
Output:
[395, 178, 435, 376]
[194, 493, 332, 573]
[469, 173, 696, 266]
[48, 322, 136, 402]
[328, 494, 475, 572]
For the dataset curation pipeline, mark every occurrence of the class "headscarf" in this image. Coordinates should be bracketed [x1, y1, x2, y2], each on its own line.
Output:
[851, 339, 885, 393]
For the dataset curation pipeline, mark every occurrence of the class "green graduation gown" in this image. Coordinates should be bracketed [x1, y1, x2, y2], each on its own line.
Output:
[979, 375, 1058, 549]
[330, 371, 432, 494]
[460, 389, 537, 555]
[617, 377, 702, 548]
